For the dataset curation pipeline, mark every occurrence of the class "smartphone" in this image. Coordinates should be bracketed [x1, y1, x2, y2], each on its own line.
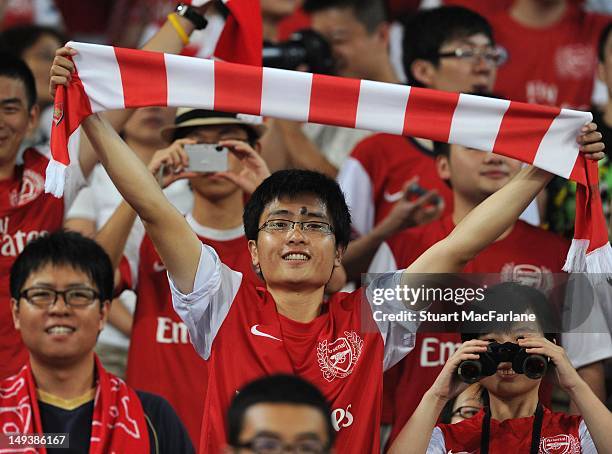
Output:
[185, 143, 229, 173]
[406, 182, 442, 206]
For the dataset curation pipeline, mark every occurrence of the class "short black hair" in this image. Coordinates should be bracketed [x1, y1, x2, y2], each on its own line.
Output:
[0, 25, 66, 60]
[598, 21, 612, 63]
[402, 6, 494, 87]
[303, 0, 387, 33]
[10, 230, 114, 304]
[227, 374, 334, 447]
[0, 52, 37, 109]
[243, 170, 351, 248]
[460, 282, 559, 343]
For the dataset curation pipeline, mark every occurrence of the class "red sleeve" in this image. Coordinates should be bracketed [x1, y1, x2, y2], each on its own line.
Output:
[114, 255, 133, 296]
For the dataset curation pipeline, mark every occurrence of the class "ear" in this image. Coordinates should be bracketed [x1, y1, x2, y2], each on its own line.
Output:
[436, 154, 451, 181]
[334, 245, 345, 267]
[411, 59, 437, 87]
[26, 104, 40, 137]
[248, 239, 259, 267]
[98, 300, 111, 331]
[374, 22, 391, 47]
[597, 61, 606, 83]
[11, 298, 20, 330]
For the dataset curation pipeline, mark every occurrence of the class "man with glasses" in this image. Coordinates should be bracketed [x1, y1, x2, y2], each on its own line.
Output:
[226, 375, 334, 454]
[5, 230, 194, 453]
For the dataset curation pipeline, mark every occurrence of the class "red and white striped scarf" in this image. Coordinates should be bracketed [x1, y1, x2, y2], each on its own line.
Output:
[47, 43, 612, 274]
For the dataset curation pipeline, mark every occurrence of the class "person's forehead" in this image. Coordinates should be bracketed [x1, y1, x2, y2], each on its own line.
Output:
[311, 6, 361, 30]
[440, 33, 492, 50]
[241, 403, 328, 439]
[186, 124, 249, 137]
[263, 195, 329, 219]
[23, 263, 94, 288]
[0, 76, 28, 103]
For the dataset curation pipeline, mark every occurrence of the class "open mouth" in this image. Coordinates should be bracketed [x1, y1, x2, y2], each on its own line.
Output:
[45, 326, 76, 335]
[497, 364, 516, 377]
[282, 252, 311, 262]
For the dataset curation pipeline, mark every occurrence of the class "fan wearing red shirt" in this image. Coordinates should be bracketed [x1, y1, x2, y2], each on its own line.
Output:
[94, 108, 267, 445]
[0, 54, 96, 379]
[73, 97, 605, 452]
[388, 284, 612, 454]
[373, 141, 612, 445]
[339, 6, 503, 282]
[486, 0, 611, 109]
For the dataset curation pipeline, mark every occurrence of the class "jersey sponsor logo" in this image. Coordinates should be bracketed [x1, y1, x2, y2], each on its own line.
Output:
[331, 404, 353, 432]
[317, 331, 363, 382]
[9, 169, 45, 207]
[555, 44, 596, 79]
[152, 261, 166, 273]
[500, 263, 553, 293]
[156, 317, 190, 344]
[383, 190, 404, 203]
[540, 434, 580, 453]
[250, 324, 281, 342]
[0, 218, 48, 257]
[420, 337, 461, 367]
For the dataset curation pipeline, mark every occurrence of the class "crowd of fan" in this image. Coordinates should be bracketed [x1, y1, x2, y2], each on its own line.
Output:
[1, 0, 612, 453]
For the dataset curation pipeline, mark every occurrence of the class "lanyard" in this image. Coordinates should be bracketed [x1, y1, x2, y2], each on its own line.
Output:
[480, 402, 544, 454]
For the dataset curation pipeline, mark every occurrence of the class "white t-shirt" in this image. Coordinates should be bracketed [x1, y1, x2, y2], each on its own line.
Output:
[66, 164, 194, 348]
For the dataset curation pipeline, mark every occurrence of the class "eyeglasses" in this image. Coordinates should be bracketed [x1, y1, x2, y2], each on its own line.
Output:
[233, 437, 329, 454]
[19, 287, 100, 309]
[451, 405, 481, 420]
[437, 46, 507, 66]
[258, 219, 334, 236]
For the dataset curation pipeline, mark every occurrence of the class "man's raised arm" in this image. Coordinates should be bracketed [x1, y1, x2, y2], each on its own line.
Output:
[82, 114, 202, 293]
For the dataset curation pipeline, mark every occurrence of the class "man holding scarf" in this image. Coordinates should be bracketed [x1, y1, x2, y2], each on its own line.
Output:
[5, 230, 194, 453]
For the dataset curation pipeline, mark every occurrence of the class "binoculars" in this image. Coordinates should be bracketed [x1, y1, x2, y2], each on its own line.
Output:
[458, 341, 548, 384]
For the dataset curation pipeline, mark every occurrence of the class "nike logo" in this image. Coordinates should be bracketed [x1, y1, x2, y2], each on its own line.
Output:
[153, 261, 166, 273]
[250, 324, 282, 342]
[447, 450, 475, 454]
[383, 190, 404, 203]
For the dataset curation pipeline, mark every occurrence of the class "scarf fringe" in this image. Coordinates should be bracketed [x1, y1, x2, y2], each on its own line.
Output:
[562, 239, 589, 273]
[44, 159, 67, 198]
[563, 239, 612, 277]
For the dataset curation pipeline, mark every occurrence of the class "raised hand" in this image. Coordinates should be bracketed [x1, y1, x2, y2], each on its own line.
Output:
[148, 139, 199, 188]
[579, 122, 605, 161]
[49, 47, 77, 99]
[215, 140, 271, 194]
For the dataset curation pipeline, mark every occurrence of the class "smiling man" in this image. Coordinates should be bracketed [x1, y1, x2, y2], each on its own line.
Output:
[5, 230, 194, 453]
[71, 98, 604, 452]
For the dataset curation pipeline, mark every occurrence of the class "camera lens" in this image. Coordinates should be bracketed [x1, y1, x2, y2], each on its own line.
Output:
[523, 355, 547, 379]
[458, 360, 482, 384]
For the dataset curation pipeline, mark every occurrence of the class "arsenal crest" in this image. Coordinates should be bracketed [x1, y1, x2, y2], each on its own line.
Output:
[53, 103, 64, 126]
[540, 434, 580, 454]
[317, 331, 363, 382]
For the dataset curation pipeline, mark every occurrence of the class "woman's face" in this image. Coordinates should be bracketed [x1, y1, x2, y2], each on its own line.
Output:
[477, 323, 544, 399]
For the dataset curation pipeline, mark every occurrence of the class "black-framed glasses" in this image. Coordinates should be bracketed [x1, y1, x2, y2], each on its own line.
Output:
[437, 46, 507, 66]
[451, 405, 481, 420]
[19, 287, 100, 309]
[233, 436, 329, 454]
[258, 219, 334, 236]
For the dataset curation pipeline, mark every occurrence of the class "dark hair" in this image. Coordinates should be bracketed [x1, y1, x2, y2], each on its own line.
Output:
[402, 6, 494, 87]
[0, 52, 37, 109]
[243, 170, 351, 248]
[303, 0, 387, 33]
[598, 21, 612, 63]
[460, 282, 559, 343]
[0, 25, 66, 59]
[10, 230, 114, 304]
[227, 374, 334, 447]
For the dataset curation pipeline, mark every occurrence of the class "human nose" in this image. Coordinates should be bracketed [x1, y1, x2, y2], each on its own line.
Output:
[48, 291, 71, 313]
[286, 222, 308, 243]
[483, 152, 504, 165]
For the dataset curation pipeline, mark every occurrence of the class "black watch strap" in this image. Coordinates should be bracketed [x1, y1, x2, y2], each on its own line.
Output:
[175, 3, 208, 30]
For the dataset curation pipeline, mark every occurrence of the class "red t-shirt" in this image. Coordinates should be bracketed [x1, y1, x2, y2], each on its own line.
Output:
[171, 244, 418, 453]
[123, 221, 260, 446]
[489, 5, 611, 110]
[429, 407, 593, 453]
[0, 148, 83, 379]
[376, 216, 569, 445]
[337, 134, 453, 237]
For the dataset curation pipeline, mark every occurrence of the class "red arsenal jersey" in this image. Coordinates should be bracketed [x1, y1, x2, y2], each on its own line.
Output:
[337, 134, 453, 237]
[489, 5, 610, 110]
[377, 216, 570, 445]
[123, 217, 260, 446]
[429, 407, 594, 453]
[0, 148, 84, 379]
[171, 245, 418, 453]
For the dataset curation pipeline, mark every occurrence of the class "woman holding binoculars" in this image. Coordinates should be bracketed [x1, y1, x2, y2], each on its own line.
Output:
[388, 283, 612, 454]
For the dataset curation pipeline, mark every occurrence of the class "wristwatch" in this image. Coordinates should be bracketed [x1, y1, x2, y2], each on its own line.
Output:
[175, 3, 208, 30]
